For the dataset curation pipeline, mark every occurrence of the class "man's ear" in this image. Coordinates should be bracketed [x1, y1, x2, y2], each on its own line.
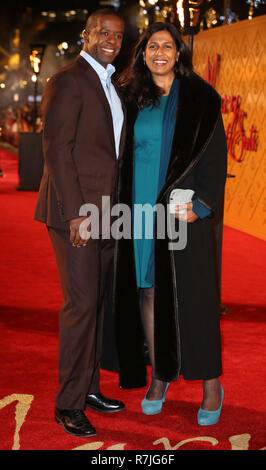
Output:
[82, 29, 89, 42]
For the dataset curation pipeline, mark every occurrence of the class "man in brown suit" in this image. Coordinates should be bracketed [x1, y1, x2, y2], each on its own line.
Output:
[35, 8, 126, 437]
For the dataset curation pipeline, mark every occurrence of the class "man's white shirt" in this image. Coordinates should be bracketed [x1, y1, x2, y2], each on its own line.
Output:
[80, 50, 124, 159]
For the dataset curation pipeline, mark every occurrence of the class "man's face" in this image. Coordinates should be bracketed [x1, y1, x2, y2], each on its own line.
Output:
[83, 15, 124, 67]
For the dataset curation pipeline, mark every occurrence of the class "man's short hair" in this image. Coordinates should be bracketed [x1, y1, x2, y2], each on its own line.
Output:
[85, 8, 124, 31]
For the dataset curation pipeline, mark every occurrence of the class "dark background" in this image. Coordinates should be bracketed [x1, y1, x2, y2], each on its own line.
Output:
[0, 1, 265, 109]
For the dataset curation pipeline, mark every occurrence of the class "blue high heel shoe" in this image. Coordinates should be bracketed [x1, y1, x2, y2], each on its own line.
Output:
[197, 384, 224, 426]
[141, 382, 170, 415]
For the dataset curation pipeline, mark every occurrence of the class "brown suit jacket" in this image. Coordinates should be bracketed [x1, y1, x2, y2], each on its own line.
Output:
[34, 55, 126, 230]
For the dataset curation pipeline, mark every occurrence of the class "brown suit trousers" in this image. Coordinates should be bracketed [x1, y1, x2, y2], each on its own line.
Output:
[48, 229, 114, 409]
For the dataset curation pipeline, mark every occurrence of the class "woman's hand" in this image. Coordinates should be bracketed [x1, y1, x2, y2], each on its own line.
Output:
[174, 202, 199, 223]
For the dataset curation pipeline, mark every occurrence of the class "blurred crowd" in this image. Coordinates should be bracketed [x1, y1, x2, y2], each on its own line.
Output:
[0, 104, 42, 148]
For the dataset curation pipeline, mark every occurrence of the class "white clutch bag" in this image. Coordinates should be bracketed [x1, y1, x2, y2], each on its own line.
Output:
[169, 189, 195, 214]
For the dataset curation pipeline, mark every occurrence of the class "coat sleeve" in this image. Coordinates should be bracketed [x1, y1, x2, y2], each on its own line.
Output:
[193, 112, 227, 214]
[192, 199, 211, 218]
[41, 71, 84, 222]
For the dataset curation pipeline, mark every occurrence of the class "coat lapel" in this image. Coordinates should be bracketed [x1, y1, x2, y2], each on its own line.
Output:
[76, 55, 117, 155]
[112, 80, 127, 160]
[157, 73, 221, 202]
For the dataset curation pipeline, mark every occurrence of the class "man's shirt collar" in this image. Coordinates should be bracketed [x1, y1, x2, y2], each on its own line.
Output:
[80, 50, 115, 83]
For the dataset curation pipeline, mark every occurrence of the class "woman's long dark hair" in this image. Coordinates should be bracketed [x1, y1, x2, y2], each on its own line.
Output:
[118, 22, 193, 109]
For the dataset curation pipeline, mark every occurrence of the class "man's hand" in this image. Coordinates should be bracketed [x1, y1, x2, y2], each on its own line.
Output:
[174, 202, 199, 223]
[69, 216, 90, 247]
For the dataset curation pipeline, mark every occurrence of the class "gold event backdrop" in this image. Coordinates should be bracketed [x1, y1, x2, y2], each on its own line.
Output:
[192, 15, 266, 241]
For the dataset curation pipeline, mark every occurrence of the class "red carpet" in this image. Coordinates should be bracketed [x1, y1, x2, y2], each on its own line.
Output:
[0, 147, 266, 451]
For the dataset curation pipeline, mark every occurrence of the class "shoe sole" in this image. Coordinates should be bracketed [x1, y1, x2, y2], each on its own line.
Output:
[55, 415, 97, 438]
[142, 408, 162, 415]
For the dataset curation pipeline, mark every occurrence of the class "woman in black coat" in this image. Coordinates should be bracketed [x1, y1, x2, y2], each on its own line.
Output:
[113, 22, 227, 425]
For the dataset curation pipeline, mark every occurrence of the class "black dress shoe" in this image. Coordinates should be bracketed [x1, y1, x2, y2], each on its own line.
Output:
[55, 408, 96, 437]
[85, 393, 125, 413]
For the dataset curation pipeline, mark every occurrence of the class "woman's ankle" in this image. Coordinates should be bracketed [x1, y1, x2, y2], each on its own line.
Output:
[201, 378, 221, 411]
[146, 378, 167, 400]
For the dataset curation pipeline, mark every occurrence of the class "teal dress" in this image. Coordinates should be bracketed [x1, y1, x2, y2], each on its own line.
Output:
[133, 96, 168, 288]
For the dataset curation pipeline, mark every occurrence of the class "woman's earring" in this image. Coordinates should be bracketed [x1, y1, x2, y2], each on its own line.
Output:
[143, 55, 146, 65]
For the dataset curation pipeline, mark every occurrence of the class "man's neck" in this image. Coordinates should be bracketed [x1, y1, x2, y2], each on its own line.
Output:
[81, 49, 109, 69]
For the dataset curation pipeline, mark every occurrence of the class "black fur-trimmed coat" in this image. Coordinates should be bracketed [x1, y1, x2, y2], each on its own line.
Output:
[113, 72, 227, 389]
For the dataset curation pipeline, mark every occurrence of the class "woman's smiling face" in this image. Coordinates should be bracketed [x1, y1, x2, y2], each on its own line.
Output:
[144, 30, 179, 80]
